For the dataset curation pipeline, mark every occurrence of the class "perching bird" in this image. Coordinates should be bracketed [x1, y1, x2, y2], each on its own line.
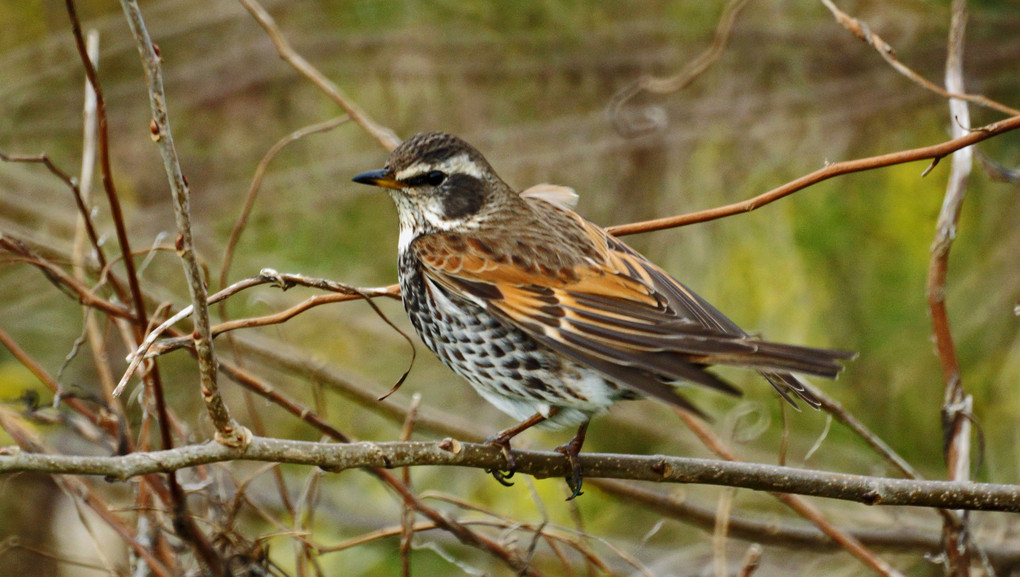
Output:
[353, 132, 853, 497]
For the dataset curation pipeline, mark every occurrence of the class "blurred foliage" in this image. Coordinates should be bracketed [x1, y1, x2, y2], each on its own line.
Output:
[1, 0, 1019, 575]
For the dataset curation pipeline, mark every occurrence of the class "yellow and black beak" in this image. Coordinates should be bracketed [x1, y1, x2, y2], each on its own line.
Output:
[352, 168, 403, 190]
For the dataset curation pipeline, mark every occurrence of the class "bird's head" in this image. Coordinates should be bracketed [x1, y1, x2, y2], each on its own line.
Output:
[353, 132, 517, 248]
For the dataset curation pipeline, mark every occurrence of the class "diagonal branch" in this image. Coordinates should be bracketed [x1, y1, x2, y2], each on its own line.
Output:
[218, 116, 350, 294]
[821, 0, 1019, 117]
[608, 113, 1020, 236]
[675, 409, 902, 577]
[114, 269, 399, 395]
[608, 0, 751, 136]
[237, 0, 400, 151]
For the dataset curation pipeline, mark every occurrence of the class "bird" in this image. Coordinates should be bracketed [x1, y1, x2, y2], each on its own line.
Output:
[353, 131, 854, 498]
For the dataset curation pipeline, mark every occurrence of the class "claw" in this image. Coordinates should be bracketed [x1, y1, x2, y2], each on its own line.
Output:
[488, 467, 516, 486]
[482, 411, 550, 489]
[554, 420, 590, 500]
[484, 434, 517, 486]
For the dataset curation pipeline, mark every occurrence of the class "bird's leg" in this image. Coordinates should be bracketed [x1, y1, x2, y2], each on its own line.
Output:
[554, 419, 590, 500]
[484, 411, 551, 486]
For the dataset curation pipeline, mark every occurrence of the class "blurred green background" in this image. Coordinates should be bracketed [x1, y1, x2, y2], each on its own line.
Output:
[1, 0, 1019, 575]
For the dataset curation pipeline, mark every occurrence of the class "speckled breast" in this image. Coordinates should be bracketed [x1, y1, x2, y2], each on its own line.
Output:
[396, 249, 620, 426]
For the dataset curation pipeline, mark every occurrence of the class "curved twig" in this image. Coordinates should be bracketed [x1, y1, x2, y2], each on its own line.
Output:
[237, 0, 400, 150]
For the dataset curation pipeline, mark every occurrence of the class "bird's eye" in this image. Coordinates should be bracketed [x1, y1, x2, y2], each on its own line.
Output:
[426, 170, 447, 186]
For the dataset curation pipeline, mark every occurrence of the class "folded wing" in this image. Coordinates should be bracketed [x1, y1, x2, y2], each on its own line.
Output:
[413, 199, 854, 413]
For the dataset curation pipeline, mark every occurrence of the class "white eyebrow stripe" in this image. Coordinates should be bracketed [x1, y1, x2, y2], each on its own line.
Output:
[439, 154, 486, 179]
[394, 164, 431, 182]
[394, 154, 486, 182]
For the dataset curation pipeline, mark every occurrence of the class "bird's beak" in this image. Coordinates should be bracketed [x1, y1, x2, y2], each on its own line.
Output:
[352, 168, 403, 190]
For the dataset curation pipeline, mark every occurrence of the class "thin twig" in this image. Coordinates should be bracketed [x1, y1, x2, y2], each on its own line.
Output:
[675, 409, 904, 577]
[607, 113, 1020, 236]
[147, 286, 400, 358]
[228, 334, 482, 441]
[0, 326, 100, 424]
[218, 116, 350, 294]
[0, 407, 173, 577]
[319, 517, 614, 573]
[61, 10, 185, 573]
[609, 0, 750, 136]
[799, 381, 974, 547]
[821, 0, 1019, 117]
[118, 0, 246, 449]
[400, 394, 422, 577]
[114, 270, 399, 395]
[0, 234, 134, 321]
[236, 0, 400, 150]
[588, 478, 1020, 565]
[62, 0, 167, 444]
[70, 29, 132, 448]
[214, 360, 543, 576]
[737, 544, 762, 577]
[0, 151, 119, 302]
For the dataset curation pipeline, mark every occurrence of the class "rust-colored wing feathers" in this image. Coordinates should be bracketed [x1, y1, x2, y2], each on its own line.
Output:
[414, 200, 852, 412]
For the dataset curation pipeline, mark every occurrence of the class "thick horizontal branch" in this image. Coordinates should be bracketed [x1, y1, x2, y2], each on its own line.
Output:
[3, 437, 1019, 512]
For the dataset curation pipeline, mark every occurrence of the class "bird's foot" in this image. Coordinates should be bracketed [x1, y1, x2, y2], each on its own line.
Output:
[482, 412, 550, 488]
[484, 434, 517, 487]
[555, 421, 590, 500]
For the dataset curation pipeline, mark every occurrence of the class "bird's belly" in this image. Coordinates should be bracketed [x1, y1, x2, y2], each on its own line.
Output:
[399, 270, 624, 428]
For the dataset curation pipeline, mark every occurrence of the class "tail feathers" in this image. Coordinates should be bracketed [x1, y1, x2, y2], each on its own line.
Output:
[686, 341, 855, 410]
[689, 341, 856, 380]
[760, 370, 822, 409]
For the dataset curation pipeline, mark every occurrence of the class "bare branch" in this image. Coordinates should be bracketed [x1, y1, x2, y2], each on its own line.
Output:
[2, 437, 1020, 513]
[237, 0, 400, 151]
[675, 409, 903, 577]
[821, 0, 1019, 117]
[608, 113, 1020, 236]
[609, 0, 750, 136]
[0, 234, 134, 321]
[0, 407, 173, 577]
[0, 150, 120, 300]
[934, 2, 975, 574]
[115, 270, 399, 395]
[219, 116, 350, 294]
[118, 0, 246, 449]
[213, 361, 544, 576]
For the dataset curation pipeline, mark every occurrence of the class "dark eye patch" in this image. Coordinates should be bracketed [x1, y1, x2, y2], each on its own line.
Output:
[440, 173, 487, 219]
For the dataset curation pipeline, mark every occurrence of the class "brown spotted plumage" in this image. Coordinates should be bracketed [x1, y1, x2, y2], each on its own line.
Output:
[353, 132, 854, 497]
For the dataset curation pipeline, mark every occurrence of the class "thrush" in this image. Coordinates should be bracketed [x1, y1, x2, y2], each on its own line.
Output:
[353, 131, 854, 498]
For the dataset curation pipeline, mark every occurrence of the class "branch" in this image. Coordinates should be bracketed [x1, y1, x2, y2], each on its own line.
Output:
[213, 362, 542, 576]
[218, 116, 350, 294]
[935, 2, 976, 575]
[674, 408, 901, 577]
[0, 234, 134, 321]
[590, 479, 1019, 565]
[118, 0, 245, 448]
[236, 0, 400, 151]
[114, 269, 399, 395]
[608, 0, 750, 136]
[4, 438, 1020, 512]
[607, 114, 1020, 236]
[821, 0, 1019, 117]
[0, 151, 115, 294]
